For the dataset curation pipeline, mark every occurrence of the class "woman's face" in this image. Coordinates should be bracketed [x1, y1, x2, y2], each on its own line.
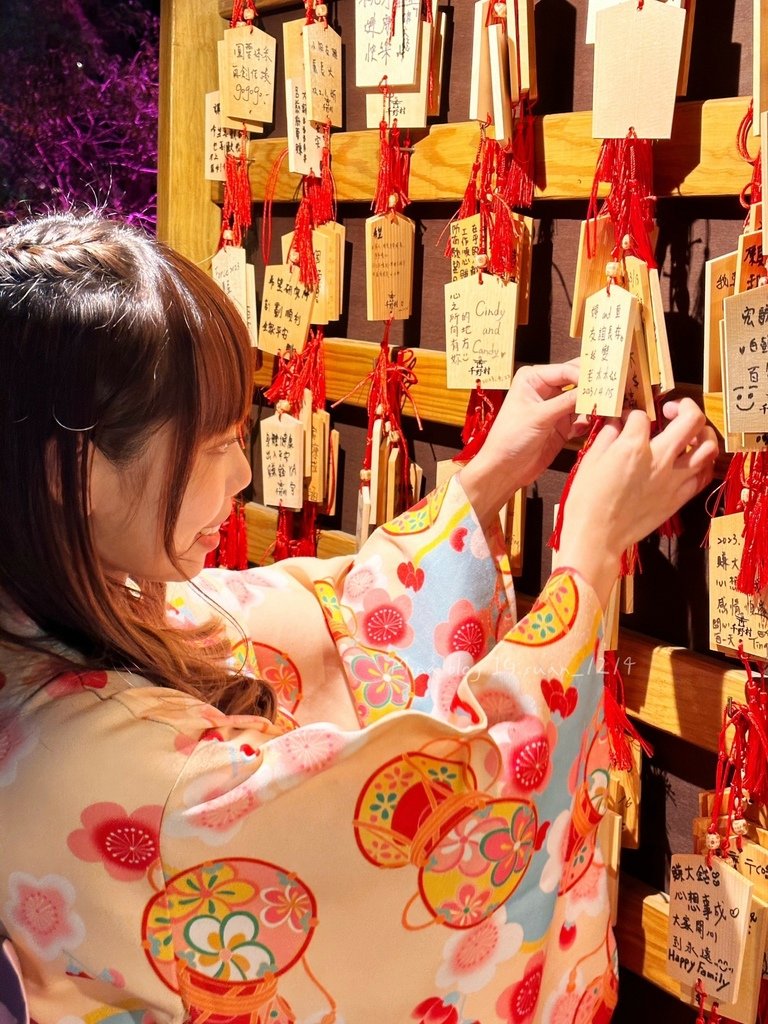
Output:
[88, 424, 252, 582]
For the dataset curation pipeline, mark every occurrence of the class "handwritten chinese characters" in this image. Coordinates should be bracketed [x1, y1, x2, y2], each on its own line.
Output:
[722, 290, 768, 435]
[222, 25, 276, 125]
[575, 285, 638, 417]
[303, 23, 343, 127]
[444, 273, 519, 389]
[260, 413, 304, 510]
[667, 854, 752, 1006]
[259, 264, 315, 355]
[450, 215, 482, 281]
[286, 80, 324, 177]
[204, 92, 242, 181]
[365, 213, 414, 321]
[709, 513, 768, 660]
[355, 0, 421, 89]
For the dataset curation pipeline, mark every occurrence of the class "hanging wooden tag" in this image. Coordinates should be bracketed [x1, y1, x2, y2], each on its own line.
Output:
[625, 320, 656, 420]
[327, 428, 340, 515]
[245, 263, 258, 347]
[356, 484, 372, 548]
[217, 42, 264, 131]
[428, 10, 448, 117]
[365, 213, 415, 321]
[300, 388, 313, 472]
[667, 854, 753, 1005]
[222, 25, 277, 125]
[751, 199, 764, 235]
[575, 285, 639, 418]
[367, 417, 385, 527]
[604, 577, 621, 650]
[307, 409, 330, 504]
[488, 22, 513, 145]
[283, 18, 305, 80]
[375, 432, 393, 525]
[469, 0, 493, 121]
[435, 459, 461, 488]
[681, 896, 768, 1024]
[355, 0, 422, 88]
[586, 0, 684, 44]
[303, 23, 343, 127]
[504, 488, 526, 576]
[736, 229, 766, 292]
[598, 808, 622, 927]
[703, 251, 737, 393]
[736, 841, 768, 901]
[410, 461, 424, 504]
[450, 214, 482, 281]
[570, 215, 615, 338]
[317, 221, 345, 321]
[624, 256, 660, 385]
[286, 79, 324, 178]
[212, 246, 249, 329]
[504, 2, 520, 103]
[593, 1, 686, 140]
[204, 91, 243, 181]
[677, 0, 695, 96]
[756, 2, 768, 137]
[722, 289, 768, 435]
[315, 223, 340, 323]
[709, 512, 768, 660]
[607, 737, 641, 849]
[365, 21, 433, 129]
[516, 0, 537, 101]
[648, 268, 674, 394]
[516, 215, 533, 326]
[444, 273, 519, 389]
[259, 264, 315, 355]
[385, 444, 405, 520]
[260, 413, 304, 510]
[281, 229, 332, 326]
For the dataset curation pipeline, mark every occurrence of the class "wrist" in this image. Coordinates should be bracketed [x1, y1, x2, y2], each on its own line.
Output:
[552, 531, 620, 610]
[458, 455, 520, 532]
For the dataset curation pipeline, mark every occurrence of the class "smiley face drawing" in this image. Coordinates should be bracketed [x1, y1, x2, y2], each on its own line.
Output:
[732, 384, 757, 413]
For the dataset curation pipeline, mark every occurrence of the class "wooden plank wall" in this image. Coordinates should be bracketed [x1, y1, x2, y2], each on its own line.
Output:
[157, 3, 756, 1019]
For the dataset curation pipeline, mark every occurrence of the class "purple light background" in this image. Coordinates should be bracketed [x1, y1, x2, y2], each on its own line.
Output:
[0, 0, 160, 229]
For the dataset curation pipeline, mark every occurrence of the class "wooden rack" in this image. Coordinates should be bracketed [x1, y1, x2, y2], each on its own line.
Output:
[159, 2, 752, 1005]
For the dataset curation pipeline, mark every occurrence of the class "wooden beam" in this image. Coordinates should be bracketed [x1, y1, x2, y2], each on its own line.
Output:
[157, 0, 222, 263]
[219, 0, 301, 15]
[217, 97, 750, 204]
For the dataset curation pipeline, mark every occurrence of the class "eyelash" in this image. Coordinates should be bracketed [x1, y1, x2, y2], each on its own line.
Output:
[214, 436, 241, 454]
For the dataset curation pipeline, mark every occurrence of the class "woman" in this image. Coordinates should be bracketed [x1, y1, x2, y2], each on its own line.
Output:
[0, 213, 716, 1024]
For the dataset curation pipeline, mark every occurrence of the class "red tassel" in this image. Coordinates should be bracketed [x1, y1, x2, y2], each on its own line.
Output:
[287, 191, 320, 293]
[261, 148, 289, 265]
[454, 385, 505, 463]
[230, 0, 257, 26]
[602, 650, 652, 770]
[548, 415, 605, 550]
[736, 450, 768, 595]
[220, 128, 252, 250]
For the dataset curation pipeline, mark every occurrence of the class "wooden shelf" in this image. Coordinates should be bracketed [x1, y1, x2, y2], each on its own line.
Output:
[215, 97, 752, 205]
[219, 0, 301, 16]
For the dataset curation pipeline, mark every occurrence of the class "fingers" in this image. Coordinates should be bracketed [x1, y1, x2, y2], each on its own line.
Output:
[673, 428, 719, 474]
[580, 418, 622, 462]
[650, 398, 706, 464]
[519, 360, 580, 395]
[534, 385, 578, 425]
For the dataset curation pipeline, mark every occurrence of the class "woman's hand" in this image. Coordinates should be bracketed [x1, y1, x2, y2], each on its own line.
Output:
[554, 398, 719, 608]
[459, 360, 586, 529]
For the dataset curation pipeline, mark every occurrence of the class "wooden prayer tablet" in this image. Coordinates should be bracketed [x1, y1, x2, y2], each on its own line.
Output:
[356, 483, 372, 548]
[317, 221, 345, 321]
[300, 388, 313, 470]
[222, 25, 277, 126]
[607, 738, 642, 849]
[364, 20, 433, 129]
[709, 513, 768, 660]
[327, 428, 340, 515]
[623, 255, 659, 385]
[244, 263, 258, 347]
[260, 413, 305, 510]
[444, 273, 519, 389]
[285, 79, 324, 178]
[450, 214, 482, 282]
[736, 229, 766, 293]
[504, 1, 520, 104]
[307, 409, 330, 504]
[504, 488, 526, 576]
[204, 91, 243, 182]
[469, 0, 493, 122]
[365, 213, 415, 321]
[575, 285, 638, 418]
[488, 22, 513, 145]
[515, 216, 533, 326]
[598, 809, 622, 927]
[428, 10, 448, 117]
[303, 23, 343, 128]
[282, 18, 305, 81]
[281, 229, 332, 326]
[259, 264, 316, 355]
[593, 1, 686, 140]
[216, 42, 264, 132]
[749, 200, 763, 234]
[666, 854, 752, 1006]
[625, 320, 656, 420]
[648, 267, 674, 393]
[721, 289, 768, 435]
[516, 0, 537, 101]
[569, 215, 615, 338]
[703, 251, 737, 393]
[212, 245, 249, 329]
[677, 0, 695, 96]
[681, 895, 768, 1024]
[355, 0, 421, 89]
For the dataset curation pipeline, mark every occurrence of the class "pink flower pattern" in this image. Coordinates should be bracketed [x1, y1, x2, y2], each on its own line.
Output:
[434, 599, 491, 662]
[5, 873, 85, 961]
[430, 813, 510, 877]
[497, 951, 546, 1024]
[347, 650, 412, 711]
[360, 588, 414, 649]
[67, 801, 162, 881]
[480, 806, 537, 887]
[439, 883, 491, 927]
[260, 880, 313, 932]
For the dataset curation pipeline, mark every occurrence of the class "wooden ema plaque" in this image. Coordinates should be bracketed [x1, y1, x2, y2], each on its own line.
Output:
[303, 23, 343, 128]
[450, 214, 482, 281]
[365, 20, 434, 129]
[721, 288, 768, 435]
[709, 513, 768, 660]
[211, 246, 256, 347]
[667, 854, 752, 1006]
[204, 91, 242, 181]
[285, 79, 324, 177]
[469, 0, 493, 121]
[444, 272, 519, 389]
[570, 215, 615, 339]
[593, 1, 686, 140]
[365, 213, 415, 321]
[259, 264, 315, 354]
[703, 251, 737, 393]
[221, 25, 276, 126]
[260, 413, 304, 510]
[355, 0, 421, 89]
[575, 285, 638, 418]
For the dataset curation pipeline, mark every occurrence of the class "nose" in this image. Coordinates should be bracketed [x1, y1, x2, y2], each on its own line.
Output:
[230, 442, 252, 495]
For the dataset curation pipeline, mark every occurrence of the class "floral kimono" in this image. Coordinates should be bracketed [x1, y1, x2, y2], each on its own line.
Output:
[0, 478, 614, 1024]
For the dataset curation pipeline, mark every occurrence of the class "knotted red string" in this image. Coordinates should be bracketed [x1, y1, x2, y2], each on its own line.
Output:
[261, 148, 289, 265]
[230, 0, 258, 25]
[220, 128, 252, 249]
[602, 650, 652, 770]
[454, 385, 505, 464]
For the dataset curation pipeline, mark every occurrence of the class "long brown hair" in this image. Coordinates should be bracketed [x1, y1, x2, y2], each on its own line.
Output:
[0, 212, 275, 718]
